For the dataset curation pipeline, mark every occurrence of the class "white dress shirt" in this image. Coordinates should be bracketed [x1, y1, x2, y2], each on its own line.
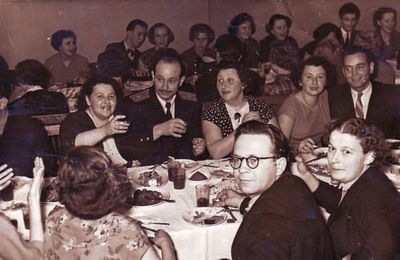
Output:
[156, 93, 176, 118]
[225, 102, 250, 130]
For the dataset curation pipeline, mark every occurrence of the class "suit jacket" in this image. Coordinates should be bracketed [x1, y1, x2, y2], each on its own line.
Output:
[313, 167, 400, 259]
[338, 29, 360, 50]
[97, 41, 140, 77]
[328, 81, 400, 139]
[116, 88, 203, 165]
[232, 174, 333, 260]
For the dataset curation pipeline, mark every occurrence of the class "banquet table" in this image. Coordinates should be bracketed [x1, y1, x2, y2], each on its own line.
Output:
[0, 159, 242, 260]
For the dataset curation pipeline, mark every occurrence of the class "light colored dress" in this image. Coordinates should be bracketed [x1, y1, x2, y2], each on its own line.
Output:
[43, 206, 151, 260]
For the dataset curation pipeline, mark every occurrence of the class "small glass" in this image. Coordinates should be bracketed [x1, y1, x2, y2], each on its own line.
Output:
[173, 168, 186, 190]
[167, 161, 181, 181]
[195, 184, 210, 207]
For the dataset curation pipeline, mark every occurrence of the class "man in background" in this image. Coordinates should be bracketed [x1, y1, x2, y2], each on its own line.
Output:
[338, 2, 361, 50]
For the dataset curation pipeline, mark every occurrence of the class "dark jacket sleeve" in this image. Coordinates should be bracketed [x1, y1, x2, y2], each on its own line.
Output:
[312, 181, 341, 214]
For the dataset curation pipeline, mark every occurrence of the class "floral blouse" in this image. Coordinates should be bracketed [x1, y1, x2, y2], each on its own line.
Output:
[201, 95, 275, 137]
[43, 206, 151, 260]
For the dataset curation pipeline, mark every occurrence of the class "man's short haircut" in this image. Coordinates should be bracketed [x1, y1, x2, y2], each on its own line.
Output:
[148, 23, 175, 45]
[126, 19, 148, 31]
[235, 120, 292, 161]
[14, 59, 51, 89]
[342, 46, 375, 65]
[215, 34, 245, 63]
[339, 2, 361, 19]
[154, 53, 186, 78]
[228, 12, 256, 35]
[313, 23, 342, 42]
[265, 14, 292, 34]
[50, 29, 77, 51]
[189, 23, 215, 43]
[373, 7, 397, 30]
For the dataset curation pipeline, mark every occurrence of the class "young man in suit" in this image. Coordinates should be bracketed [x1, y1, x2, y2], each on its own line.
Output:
[215, 120, 333, 259]
[338, 2, 360, 50]
[328, 47, 400, 139]
[117, 54, 206, 165]
[97, 19, 148, 79]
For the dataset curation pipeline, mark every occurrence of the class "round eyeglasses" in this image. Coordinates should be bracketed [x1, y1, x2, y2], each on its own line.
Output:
[229, 156, 278, 169]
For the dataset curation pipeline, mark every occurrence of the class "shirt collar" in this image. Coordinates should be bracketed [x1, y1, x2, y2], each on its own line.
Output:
[124, 40, 135, 52]
[156, 92, 176, 112]
[246, 194, 261, 212]
[350, 82, 372, 98]
[341, 27, 350, 38]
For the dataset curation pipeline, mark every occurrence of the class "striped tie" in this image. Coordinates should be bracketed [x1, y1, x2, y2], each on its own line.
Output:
[355, 92, 364, 118]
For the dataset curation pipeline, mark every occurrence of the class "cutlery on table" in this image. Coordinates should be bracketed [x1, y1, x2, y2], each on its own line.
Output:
[223, 205, 237, 222]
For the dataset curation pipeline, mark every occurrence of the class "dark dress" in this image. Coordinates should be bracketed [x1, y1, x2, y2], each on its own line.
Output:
[259, 35, 299, 70]
[313, 167, 400, 259]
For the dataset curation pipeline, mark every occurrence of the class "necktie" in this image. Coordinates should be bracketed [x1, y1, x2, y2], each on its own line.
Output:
[355, 92, 364, 118]
[165, 102, 172, 119]
[344, 32, 350, 48]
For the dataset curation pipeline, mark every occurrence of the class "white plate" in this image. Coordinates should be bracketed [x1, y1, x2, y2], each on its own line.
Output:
[182, 207, 227, 226]
[307, 157, 331, 177]
[131, 187, 170, 207]
[128, 168, 168, 188]
[313, 147, 328, 156]
[161, 159, 200, 170]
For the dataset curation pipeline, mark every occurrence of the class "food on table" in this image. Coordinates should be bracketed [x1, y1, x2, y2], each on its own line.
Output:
[210, 169, 233, 178]
[209, 179, 240, 202]
[204, 215, 225, 225]
[307, 163, 332, 176]
[132, 189, 163, 206]
[0, 201, 27, 211]
[185, 208, 226, 225]
[138, 171, 163, 187]
[189, 171, 208, 181]
[183, 161, 199, 169]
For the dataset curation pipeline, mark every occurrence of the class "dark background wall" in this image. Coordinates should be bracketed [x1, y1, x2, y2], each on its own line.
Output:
[0, 0, 398, 67]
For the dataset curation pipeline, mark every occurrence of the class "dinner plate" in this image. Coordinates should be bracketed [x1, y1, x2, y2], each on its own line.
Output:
[182, 207, 227, 226]
[128, 168, 168, 188]
[161, 159, 200, 170]
[130, 187, 170, 207]
[313, 147, 328, 156]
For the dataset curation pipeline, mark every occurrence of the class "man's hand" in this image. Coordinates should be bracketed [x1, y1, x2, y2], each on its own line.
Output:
[214, 189, 245, 208]
[154, 118, 187, 139]
[0, 164, 13, 191]
[192, 138, 206, 156]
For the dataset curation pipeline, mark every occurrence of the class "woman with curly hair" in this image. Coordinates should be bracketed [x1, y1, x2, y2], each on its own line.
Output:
[293, 118, 400, 259]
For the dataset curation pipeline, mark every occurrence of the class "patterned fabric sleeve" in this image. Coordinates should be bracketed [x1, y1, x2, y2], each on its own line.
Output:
[248, 96, 275, 123]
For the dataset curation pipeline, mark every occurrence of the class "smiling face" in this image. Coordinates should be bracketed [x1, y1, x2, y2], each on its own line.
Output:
[59, 37, 77, 57]
[233, 134, 284, 197]
[301, 65, 327, 96]
[216, 68, 244, 104]
[377, 12, 396, 34]
[86, 83, 117, 121]
[193, 32, 209, 55]
[271, 19, 288, 40]
[153, 26, 169, 49]
[126, 25, 147, 49]
[340, 13, 359, 32]
[154, 61, 184, 101]
[328, 130, 372, 184]
[342, 52, 374, 92]
[237, 21, 252, 41]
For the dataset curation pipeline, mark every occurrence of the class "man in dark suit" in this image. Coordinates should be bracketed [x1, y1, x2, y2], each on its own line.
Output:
[338, 2, 360, 50]
[329, 47, 400, 139]
[97, 19, 148, 78]
[116, 54, 206, 165]
[215, 121, 333, 259]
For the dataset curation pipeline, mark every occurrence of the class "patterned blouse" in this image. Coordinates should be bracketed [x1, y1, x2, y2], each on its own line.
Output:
[201, 96, 275, 137]
[43, 206, 151, 260]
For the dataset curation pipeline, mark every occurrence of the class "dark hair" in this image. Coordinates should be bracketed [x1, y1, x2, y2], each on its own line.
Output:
[295, 56, 336, 89]
[373, 7, 397, 30]
[0, 70, 14, 99]
[216, 61, 246, 82]
[266, 14, 292, 34]
[189, 23, 215, 43]
[228, 12, 256, 35]
[313, 23, 342, 42]
[148, 23, 175, 46]
[14, 59, 51, 89]
[77, 76, 123, 111]
[339, 2, 361, 19]
[215, 34, 245, 63]
[235, 120, 292, 161]
[50, 30, 77, 51]
[329, 118, 390, 166]
[126, 19, 148, 31]
[58, 146, 133, 220]
[154, 52, 186, 77]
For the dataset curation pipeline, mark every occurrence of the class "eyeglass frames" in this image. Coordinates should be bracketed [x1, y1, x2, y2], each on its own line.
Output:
[229, 156, 278, 169]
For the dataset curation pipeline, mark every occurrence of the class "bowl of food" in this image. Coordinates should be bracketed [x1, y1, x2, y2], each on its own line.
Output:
[127, 187, 170, 207]
[182, 207, 227, 226]
[128, 169, 168, 188]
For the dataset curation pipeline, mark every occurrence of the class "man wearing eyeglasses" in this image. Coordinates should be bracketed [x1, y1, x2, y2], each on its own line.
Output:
[117, 54, 206, 165]
[215, 120, 333, 259]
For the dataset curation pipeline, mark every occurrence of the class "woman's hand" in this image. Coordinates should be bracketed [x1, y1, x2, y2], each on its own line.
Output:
[242, 111, 261, 123]
[298, 138, 316, 154]
[103, 115, 130, 136]
[0, 164, 13, 191]
[152, 229, 176, 260]
[290, 156, 320, 192]
[28, 157, 45, 203]
[192, 138, 206, 156]
[214, 189, 245, 208]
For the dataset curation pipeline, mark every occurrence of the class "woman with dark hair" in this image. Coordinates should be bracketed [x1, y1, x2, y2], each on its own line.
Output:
[60, 76, 138, 166]
[139, 23, 178, 71]
[278, 57, 333, 152]
[201, 62, 278, 159]
[228, 12, 259, 68]
[44, 146, 176, 259]
[8, 59, 69, 116]
[293, 118, 400, 259]
[44, 29, 89, 85]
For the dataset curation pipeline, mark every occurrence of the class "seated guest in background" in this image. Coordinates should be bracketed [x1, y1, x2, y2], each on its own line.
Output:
[60, 76, 139, 167]
[97, 19, 148, 81]
[118, 54, 206, 165]
[278, 57, 333, 153]
[0, 158, 45, 260]
[215, 121, 333, 259]
[8, 59, 69, 116]
[0, 73, 56, 177]
[44, 146, 176, 260]
[138, 23, 178, 72]
[371, 7, 400, 61]
[337, 2, 360, 50]
[44, 29, 89, 85]
[181, 23, 217, 86]
[0, 55, 8, 74]
[329, 47, 400, 139]
[293, 118, 400, 259]
[228, 12, 259, 69]
[202, 62, 278, 159]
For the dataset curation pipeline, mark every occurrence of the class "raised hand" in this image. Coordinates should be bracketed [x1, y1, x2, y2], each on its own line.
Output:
[297, 138, 316, 154]
[155, 118, 187, 139]
[103, 115, 130, 136]
[29, 157, 45, 203]
[192, 138, 206, 156]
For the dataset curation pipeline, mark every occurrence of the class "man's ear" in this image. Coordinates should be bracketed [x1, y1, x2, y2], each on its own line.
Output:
[369, 61, 375, 75]
[0, 97, 8, 110]
[275, 157, 287, 178]
[179, 76, 186, 86]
